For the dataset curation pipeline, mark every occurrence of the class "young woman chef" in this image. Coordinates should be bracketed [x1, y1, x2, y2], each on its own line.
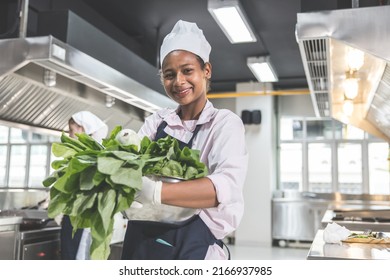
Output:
[121, 20, 248, 260]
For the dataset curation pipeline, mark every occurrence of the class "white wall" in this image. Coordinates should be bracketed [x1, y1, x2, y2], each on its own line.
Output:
[212, 94, 276, 246]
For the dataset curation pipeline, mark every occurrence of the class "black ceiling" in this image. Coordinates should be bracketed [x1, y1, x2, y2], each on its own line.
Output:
[77, 0, 382, 93]
[3, 0, 384, 94]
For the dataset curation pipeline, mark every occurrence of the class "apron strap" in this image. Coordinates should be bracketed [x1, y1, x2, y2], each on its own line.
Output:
[155, 121, 202, 149]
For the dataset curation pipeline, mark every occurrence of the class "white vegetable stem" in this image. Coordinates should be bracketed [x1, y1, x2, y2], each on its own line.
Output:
[115, 129, 141, 151]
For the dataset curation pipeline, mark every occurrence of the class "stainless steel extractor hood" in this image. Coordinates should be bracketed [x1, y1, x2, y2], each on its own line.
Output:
[0, 6, 176, 134]
[0, 35, 175, 133]
[296, 5, 390, 141]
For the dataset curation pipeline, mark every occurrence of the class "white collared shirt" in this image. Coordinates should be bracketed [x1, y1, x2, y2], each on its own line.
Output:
[138, 100, 248, 259]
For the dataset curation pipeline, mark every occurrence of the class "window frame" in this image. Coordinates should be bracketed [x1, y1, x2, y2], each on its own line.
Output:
[278, 117, 388, 194]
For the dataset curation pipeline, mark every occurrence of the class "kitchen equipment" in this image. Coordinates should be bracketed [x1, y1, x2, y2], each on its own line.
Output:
[0, 216, 22, 260]
[0, 8, 176, 134]
[0, 209, 60, 259]
[0, 209, 55, 231]
[296, 5, 390, 141]
[322, 208, 390, 232]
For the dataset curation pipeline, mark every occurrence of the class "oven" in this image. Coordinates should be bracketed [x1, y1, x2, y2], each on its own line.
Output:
[0, 209, 61, 260]
[16, 226, 61, 260]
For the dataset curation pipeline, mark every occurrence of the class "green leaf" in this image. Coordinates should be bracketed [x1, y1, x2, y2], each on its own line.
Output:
[97, 157, 124, 175]
[114, 189, 135, 213]
[97, 156, 124, 175]
[97, 188, 116, 235]
[69, 192, 97, 217]
[104, 150, 139, 161]
[51, 159, 69, 170]
[47, 188, 69, 218]
[93, 170, 106, 186]
[80, 166, 97, 190]
[61, 132, 88, 151]
[52, 142, 77, 158]
[110, 167, 142, 190]
[77, 133, 104, 151]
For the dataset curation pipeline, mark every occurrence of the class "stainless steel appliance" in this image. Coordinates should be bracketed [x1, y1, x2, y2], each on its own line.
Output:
[0, 209, 60, 260]
[321, 207, 390, 232]
[0, 216, 22, 259]
[272, 192, 390, 247]
[16, 227, 60, 260]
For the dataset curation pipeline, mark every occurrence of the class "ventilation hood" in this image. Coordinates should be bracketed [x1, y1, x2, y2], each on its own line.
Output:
[0, 10, 175, 134]
[296, 5, 390, 142]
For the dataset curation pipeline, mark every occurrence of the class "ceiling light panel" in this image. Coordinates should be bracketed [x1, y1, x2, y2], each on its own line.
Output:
[208, 0, 257, 43]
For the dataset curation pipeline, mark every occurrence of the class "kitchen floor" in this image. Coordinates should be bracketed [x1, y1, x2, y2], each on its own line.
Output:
[227, 244, 309, 260]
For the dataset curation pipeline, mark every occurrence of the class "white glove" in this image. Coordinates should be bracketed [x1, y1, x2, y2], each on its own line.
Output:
[134, 176, 163, 205]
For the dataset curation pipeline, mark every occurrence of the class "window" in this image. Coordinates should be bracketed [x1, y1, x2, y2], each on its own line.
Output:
[279, 117, 389, 194]
[29, 145, 49, 187]
[0, 145, 7, 187]
[308, 143, 332, 192]
[9, 145, 27, 188]
[0, 124, 60, 189]
[338, 143, 362, 194]
[368, 143, 390, 194]
[280, 143, 302, 190]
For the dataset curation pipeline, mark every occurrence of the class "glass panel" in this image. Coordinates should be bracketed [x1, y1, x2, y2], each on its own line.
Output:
[29, 145, 48, 188]
[306, 119, 333, 140]
[49, 135, 61, 143]
[10, 128, 28, 143]
[308, 143, 332, 193]
[0, 126, 9, 143]
[280, 143, 302, 191]
[338, 143, 362, 194]
[368, 142, 390, 194]
[9, 145, 27, 187]
[0, 145, 7, 187]
[340, 123, 364, 140]
[31, 133, 48, 143]
[280, 118, 303, 140]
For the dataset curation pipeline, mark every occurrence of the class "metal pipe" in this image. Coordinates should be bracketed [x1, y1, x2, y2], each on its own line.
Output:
[19, 0, 29, 38]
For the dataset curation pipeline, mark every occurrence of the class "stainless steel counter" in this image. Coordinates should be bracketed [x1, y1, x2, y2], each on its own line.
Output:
[307, 230, 390, 260]
[322, 209, 390, 232]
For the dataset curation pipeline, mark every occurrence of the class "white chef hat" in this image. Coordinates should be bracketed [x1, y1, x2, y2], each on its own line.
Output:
[71, 111, 108, 143]
[160, 20, 211, 67]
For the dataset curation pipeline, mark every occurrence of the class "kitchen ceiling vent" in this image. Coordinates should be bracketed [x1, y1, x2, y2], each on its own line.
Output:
[299, 38, 329, 117]
[296, 5, 390, 141]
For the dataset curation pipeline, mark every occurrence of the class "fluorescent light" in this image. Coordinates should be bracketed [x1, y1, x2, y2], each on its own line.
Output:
[247, 56, 278, 83]
[208, 0, 257, 43]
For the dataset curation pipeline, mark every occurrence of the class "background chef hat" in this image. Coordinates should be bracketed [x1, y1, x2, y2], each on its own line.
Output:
[71, 111, 108, 143]
[160, 20, 211, 67]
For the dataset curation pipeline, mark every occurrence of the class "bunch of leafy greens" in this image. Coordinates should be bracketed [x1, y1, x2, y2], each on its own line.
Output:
[43, 125, 207, 259]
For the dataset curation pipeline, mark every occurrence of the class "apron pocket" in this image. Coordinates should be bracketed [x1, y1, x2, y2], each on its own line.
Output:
[133, 237, 176, 260]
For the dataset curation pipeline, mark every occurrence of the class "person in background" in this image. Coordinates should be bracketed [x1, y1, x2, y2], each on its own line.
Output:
[121, 20, 248, 260]
[60, 111, 108, 260]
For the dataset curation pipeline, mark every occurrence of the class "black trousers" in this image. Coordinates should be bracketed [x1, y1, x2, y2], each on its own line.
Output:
[60, 215, 83, 260]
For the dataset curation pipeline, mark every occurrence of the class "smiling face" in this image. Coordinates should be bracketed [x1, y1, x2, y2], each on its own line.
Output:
[161, 50, 211, 118]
